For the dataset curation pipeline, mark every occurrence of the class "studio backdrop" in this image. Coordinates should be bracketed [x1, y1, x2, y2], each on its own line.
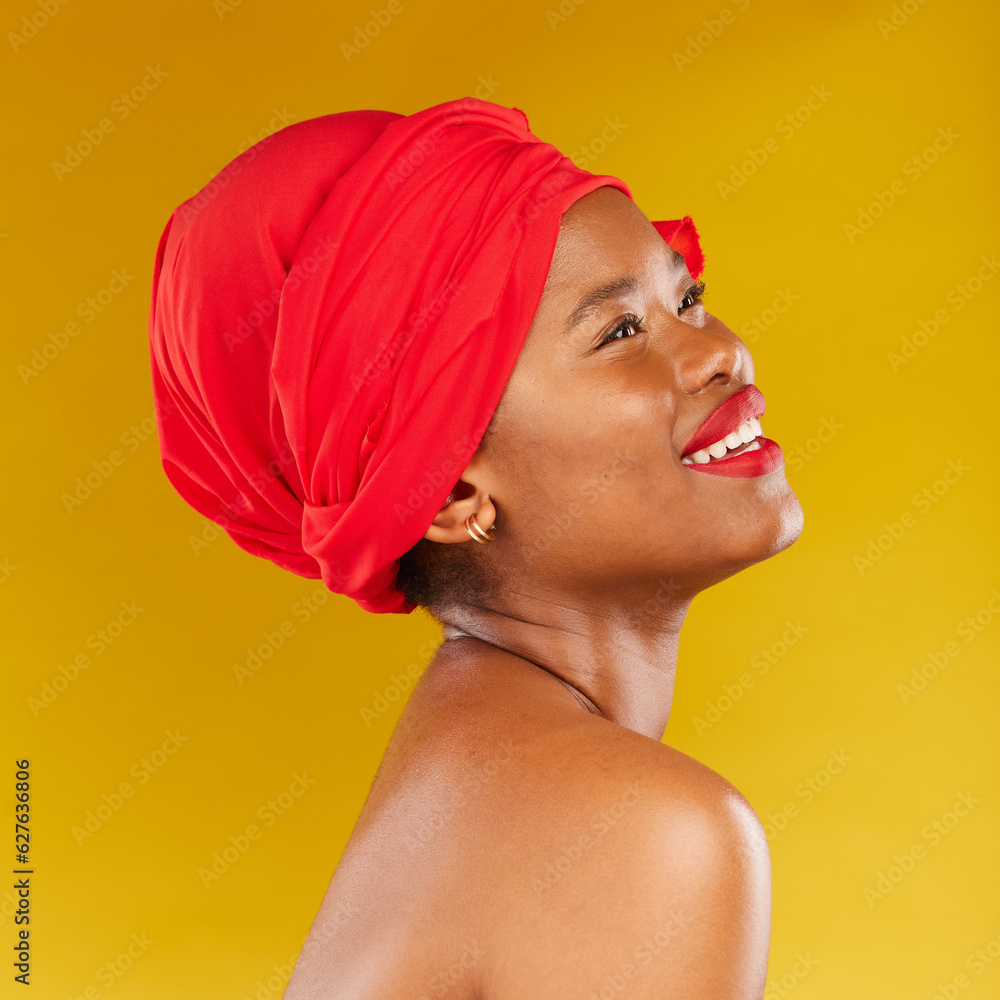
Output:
[2, 0, 998, 997]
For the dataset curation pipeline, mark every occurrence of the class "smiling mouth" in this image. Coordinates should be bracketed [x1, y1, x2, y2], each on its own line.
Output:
[681, 417, 763, 466]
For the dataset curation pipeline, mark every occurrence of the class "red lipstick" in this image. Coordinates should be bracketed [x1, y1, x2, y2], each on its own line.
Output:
[680, 384, 784, 479]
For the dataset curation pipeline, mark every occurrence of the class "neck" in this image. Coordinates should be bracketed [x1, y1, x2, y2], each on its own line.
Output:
[437, 582, 692, 741]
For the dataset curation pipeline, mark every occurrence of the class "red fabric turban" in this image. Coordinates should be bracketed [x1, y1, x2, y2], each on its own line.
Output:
[148, 97, 704, 614]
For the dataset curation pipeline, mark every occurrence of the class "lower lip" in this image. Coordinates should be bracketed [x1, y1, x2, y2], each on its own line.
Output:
[683, 438, 784, 479]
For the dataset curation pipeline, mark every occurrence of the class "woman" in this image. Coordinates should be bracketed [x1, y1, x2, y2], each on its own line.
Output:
[150, 97, 803, 999]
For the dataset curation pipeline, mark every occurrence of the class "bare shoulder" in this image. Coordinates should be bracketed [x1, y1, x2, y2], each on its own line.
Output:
[502, 708, 769, 867]
[379, 651, 771, 998]
[479, 716, 772, 1000]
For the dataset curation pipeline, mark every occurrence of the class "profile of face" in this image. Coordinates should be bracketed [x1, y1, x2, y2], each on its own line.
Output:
[427, 185, 804, 608]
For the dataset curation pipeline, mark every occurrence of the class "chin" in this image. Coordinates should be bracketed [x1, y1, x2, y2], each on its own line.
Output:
[689, 481, 805, 593]
[772, 486, 805, 553]
[747, 476, 805, 564]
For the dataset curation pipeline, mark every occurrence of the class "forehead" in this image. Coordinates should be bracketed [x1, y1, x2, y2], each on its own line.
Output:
[545, 187, 688, 294]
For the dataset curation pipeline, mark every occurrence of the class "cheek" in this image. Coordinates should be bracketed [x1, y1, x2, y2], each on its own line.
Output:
[493, 367, 683, 521]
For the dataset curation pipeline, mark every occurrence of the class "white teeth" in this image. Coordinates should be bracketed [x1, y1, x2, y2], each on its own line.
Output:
[707, 419, 758, 454]
[683, 417, 764, 466]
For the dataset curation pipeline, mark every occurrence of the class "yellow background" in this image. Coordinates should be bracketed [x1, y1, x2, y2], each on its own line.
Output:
[2, 0, 998, 996]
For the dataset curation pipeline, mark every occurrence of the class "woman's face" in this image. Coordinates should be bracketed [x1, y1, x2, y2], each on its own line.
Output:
[474, 185, 804, 602]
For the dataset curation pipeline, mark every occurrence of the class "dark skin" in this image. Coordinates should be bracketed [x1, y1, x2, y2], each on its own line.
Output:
[284, 187, 804, 999]
[426, 185, 802, 738]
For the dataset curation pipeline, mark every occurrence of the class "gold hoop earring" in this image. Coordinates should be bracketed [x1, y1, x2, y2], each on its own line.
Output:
[464, 512, 495, 544]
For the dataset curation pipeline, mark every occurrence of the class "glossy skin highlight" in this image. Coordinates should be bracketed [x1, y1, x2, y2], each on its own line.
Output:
[284, 186, 804, 1000]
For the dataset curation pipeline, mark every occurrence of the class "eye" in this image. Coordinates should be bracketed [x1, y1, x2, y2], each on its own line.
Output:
[678, 280, 706, 314]
[598, 312, 644, 348]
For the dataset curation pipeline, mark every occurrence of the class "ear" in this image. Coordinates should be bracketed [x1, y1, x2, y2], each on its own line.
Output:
[423, 453, 497, 544]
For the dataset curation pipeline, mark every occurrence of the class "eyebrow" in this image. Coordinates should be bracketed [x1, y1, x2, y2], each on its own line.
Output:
[562, 247, 688, 335]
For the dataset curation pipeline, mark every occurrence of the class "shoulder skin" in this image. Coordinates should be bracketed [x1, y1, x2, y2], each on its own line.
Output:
[461, 713, 772, 1000]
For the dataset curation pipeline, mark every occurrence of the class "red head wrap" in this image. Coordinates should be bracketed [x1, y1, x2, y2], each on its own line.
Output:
[148, 97, 704, 614]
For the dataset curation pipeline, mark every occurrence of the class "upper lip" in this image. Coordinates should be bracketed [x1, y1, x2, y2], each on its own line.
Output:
[681, 385, 766, 457]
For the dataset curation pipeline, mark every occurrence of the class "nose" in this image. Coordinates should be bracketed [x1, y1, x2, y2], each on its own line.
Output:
[670, 313, 754, 395]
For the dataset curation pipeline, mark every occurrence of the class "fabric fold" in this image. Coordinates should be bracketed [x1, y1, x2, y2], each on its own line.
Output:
[148, 97, 705, 614]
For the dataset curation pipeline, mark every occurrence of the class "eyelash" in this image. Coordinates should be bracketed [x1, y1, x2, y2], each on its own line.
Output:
[597, 281, 707, 347]
[680, 280, 706, 313]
